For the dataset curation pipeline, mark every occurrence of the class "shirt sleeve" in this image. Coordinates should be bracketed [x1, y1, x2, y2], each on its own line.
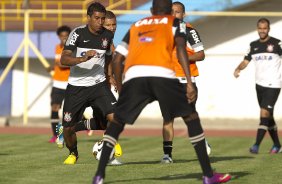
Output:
[115, 30, 130, 57]
[64, 29, 80, 51]
[186, 27, 204, 52]
[278, 40, 282, 56]
[172, 18, 186, 39]
[244, 43, 252, 61]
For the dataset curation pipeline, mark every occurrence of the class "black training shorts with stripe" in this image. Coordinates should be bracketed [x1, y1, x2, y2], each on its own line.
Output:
[114, 77, 193, 124]
[62, 81, 116, 127]
[51, 87, 65, 106]
[256, 84, 280, 113]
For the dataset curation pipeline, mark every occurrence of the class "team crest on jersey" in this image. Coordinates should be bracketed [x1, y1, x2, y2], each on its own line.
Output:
[101, 38, 109, 48]
[267, 44, 274, 52]
[64, 112, 72, 122]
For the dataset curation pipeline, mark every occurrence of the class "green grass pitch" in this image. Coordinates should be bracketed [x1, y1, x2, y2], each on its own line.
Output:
[1, 134, 282, 184]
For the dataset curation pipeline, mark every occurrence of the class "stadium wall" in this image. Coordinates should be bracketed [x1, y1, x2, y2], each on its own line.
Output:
[7, 20, 282, 119]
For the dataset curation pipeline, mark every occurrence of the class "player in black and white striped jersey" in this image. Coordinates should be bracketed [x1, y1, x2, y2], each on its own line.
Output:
[60, 2, 116, 165]
[234, 17, 282, 154]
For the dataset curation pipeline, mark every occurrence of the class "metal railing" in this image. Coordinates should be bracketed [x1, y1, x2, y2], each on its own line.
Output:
[0, 0, 132, 31]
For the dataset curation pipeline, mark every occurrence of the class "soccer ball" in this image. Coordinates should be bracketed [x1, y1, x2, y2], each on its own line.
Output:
[92, 140, 115, 160]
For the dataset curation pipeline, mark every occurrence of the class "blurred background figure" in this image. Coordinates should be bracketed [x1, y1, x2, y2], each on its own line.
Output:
[48, 25, 71, 143]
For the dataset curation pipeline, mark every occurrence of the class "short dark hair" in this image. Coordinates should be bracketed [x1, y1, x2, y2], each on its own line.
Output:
[257, 17, 270, 28]
[172, 1, 185, 13]
[56, 25, 71, 36]
[105, 10, 116, 19]
[152, 0, 172, 15]
[87, 2, 106, 17]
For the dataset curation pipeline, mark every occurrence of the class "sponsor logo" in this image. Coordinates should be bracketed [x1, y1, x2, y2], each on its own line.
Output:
[190, 30, 200, 43]
[69, 32, 79, 46]
[111, 102, 117, 105]
[254, 55, 273, 61]
[135, 17, 168, 27]
[80, 51, 104, 59]
[139, 37, 153, 42]
[101, 38, 109, 48]
[138, 30, 154, 37]
[254, 48, 259, 51]
[64, 112, 72, 122]
[83, 40, 90, 43]
[266, 44, 274, 52]
[267, 105, 273, 109]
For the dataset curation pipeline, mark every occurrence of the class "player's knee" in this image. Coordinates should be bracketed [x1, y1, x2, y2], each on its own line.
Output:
[51, 104, 61, 111]
[260, 108, 272, 117]
[106, 113, 115, 122]
[183, 112, 199, 123]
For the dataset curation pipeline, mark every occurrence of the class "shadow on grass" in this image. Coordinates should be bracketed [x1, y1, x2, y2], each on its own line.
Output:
[105, 171, 251, 183]
[210, 155, 254, 163]
[125, 158, 198, 165]
[0, 153, 9, 156]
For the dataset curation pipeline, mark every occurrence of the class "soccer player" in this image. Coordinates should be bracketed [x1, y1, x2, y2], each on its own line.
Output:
[161, 1, 210, 163]
[48, 25, 71, 143]
[234, 18, 282, 154]
[103, 10, 117, 34]
[60, 2, 116, 165]
[56, 10, 123, 164]
[93, 0, 231, 183]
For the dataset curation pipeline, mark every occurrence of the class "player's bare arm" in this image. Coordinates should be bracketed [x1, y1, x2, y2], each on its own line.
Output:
[60, 50, 96, 66]
[175, 36, 196, 103]
[55, 59, 70, 69]
[188, 50, 205, 62]
[234, 60, 249, 78]
[112, 52, 125, 93]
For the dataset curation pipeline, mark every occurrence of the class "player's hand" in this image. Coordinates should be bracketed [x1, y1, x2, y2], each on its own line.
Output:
[234, 69, 240, 78]
[186, 83, 197, 103]
[80, 50, 97, 63]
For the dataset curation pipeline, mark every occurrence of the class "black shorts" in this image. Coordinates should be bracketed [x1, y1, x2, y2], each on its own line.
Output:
[114, 77, 193, 124]
[256, 84, 280, 112]
[181, 82, 198, 112]
[51, 87, 65, 106]
[62, 81, 116, 127]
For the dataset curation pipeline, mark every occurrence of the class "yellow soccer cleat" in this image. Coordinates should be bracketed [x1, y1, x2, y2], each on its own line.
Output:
[63, 153, 78, 165]
[114, 143, 122, 157]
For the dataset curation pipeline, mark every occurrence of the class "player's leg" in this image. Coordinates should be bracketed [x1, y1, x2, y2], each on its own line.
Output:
[62, 85, 87, 164]
[264, 87, 281, 153]
[250, 85, 281, 153]
[161, 120, 174, 163]
[250, 84, 267, 153]
[155, 77, 230, 183]
[49, 87, 64, 143]
[94, 78, 154, 183]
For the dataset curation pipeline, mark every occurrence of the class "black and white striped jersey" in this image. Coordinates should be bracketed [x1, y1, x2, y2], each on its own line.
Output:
[244, 37, 282, 88]
[64, 25, 113, 86]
